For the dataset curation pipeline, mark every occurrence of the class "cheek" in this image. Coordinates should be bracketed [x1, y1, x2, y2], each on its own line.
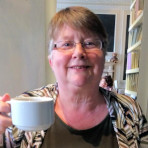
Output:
[89, 52, 105, 81]
[51, 52, 70, 72]
[97, 52, 105, 68]
[89, 52, 105, 70]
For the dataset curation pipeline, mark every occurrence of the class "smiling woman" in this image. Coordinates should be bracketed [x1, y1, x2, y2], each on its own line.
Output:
[0, 6, 148, 148]
[49, 24, 105, 89]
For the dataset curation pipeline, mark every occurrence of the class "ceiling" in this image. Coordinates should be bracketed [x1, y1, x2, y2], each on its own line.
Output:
[57, 0, 131, 6]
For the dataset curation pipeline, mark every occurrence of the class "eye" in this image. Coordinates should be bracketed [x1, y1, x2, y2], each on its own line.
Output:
[85, 41, 95, 45]
[84, 41, 96, 48]
[84, 40, 102, 49]
[61, 41, 73, 48]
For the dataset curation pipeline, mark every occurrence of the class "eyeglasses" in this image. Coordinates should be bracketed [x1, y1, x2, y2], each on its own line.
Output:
[53, 39, 102, 51]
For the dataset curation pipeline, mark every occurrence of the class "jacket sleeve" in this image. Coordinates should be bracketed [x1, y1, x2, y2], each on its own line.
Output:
[135, 102, 148, 147]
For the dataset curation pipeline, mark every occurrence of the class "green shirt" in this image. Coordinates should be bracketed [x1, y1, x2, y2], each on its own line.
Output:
[41, 113, 118, 148]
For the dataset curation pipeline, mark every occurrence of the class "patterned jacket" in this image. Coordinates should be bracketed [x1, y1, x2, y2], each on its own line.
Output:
[4, 84, 148, 148]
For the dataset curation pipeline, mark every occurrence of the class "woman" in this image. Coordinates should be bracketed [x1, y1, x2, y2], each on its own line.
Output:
[0, 6, 148, 148]
[99, 75, 113, 91]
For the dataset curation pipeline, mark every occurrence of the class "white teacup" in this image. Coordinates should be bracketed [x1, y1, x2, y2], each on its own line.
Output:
[8, 96, 54, 131]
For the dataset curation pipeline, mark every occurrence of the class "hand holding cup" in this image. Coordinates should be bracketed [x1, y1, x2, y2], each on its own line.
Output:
[0, 94, 12, 134]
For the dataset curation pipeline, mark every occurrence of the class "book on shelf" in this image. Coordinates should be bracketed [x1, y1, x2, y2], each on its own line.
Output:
[136, 25, 142, 41]
[126, 51, 139, 70]
[135, 0, 140, 18]
[130, 9, 136, 25]
[131, 51, 139, 69]
[128, 32, 132, 48]
[135, 0, 144, 18]
[130, 25, 142, 47]
[130, 0, 144, 24]
[131, 52, 135, 69]
[127, 53, 132, 70]
[125, 73, 139, 92]
[134, 51, 139, 68]
[131, 28, 138, 45]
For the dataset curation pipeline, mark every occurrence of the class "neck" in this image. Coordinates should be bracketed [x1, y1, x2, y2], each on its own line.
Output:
[55, 85, 108, 130]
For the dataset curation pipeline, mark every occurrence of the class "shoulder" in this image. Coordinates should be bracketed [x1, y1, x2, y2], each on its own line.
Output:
[115, 94, 148, 144]
[116, 93, 142, 114]
[110, 91, 142, 115]
[102, 87, 139, 111]
[100, 87, 144, 121]
[19, 83, 58, 101]
[112, 93, 147, 125]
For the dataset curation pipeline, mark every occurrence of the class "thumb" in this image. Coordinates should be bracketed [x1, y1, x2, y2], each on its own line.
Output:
[0, 93, 11, 102]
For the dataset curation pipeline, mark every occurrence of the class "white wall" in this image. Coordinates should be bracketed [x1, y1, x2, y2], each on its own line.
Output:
[0, 0, 46, 97]
[45, 0, 56, 84]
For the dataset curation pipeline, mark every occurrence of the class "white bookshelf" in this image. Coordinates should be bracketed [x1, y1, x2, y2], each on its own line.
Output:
[125, 0, 148, 119]
[125, 89, 137, 97]
[126, 68, 139, 74]
[130, 0, 136, 10]
[125, 0, 144, 97]
[127, 40, 141, 53]
[129, 11, 143, 31]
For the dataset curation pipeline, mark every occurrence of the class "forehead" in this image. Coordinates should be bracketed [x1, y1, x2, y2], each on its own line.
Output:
[54, 25, 98, 41]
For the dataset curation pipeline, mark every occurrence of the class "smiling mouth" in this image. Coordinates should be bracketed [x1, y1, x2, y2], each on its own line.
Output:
[70, 66, 90, 69]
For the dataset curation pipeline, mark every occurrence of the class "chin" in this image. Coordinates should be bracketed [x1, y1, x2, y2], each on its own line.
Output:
[70, 78, 93, 88]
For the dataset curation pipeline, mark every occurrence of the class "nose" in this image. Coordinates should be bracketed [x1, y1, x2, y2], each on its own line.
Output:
[72, 43, 86, 59]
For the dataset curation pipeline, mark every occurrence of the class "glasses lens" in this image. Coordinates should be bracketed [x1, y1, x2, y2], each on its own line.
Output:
[55, 41, 74, 50]
[84, 40, 102, 49]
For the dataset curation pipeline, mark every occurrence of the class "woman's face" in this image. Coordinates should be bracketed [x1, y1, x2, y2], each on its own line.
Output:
[99, 78, 107, 88]
[49, 25, 105, 88]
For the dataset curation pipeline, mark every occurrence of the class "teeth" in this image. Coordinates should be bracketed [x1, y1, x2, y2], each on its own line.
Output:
[72, 66, 88, 69]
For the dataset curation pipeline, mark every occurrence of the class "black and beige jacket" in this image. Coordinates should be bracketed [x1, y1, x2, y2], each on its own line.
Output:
[4, 84, 148, 148]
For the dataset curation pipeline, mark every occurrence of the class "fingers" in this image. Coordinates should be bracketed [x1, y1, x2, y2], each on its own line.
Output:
[0, 94, 11, 113]
[0, 101, 11, 113]
[0, 115, 12, 134]
[0, 93, 11, 102]
[0, 94, 12, 134]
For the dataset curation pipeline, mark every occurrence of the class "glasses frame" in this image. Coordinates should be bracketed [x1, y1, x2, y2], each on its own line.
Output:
[53, 39, 103, 51]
